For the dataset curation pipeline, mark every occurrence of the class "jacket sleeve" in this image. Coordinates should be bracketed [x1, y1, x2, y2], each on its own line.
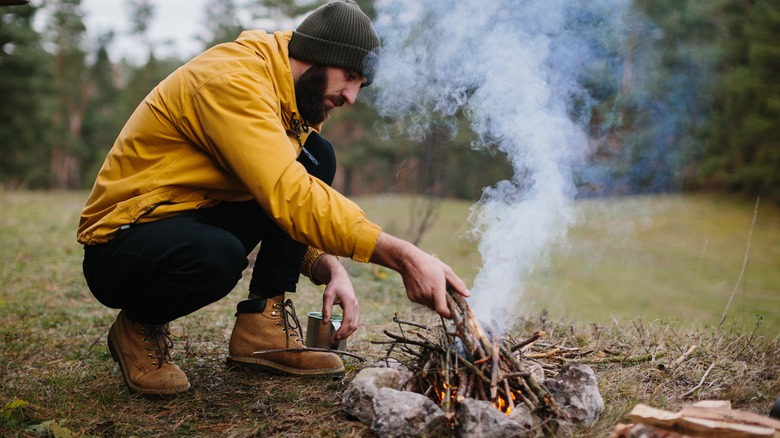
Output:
[177, 70, 380, 262]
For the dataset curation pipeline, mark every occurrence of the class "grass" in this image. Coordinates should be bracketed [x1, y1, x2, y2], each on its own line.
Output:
[354, 193, 780, 334]
[1, 191, 778, 437]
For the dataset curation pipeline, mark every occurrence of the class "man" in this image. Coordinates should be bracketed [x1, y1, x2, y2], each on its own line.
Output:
[78, 0, 468, 395]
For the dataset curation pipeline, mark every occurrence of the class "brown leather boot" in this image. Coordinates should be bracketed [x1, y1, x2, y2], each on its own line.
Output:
[226, 295, 344, 376]
[107, 310, 190, 395]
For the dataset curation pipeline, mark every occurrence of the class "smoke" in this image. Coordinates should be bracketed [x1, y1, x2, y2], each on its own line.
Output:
[372, 0, 629, 329]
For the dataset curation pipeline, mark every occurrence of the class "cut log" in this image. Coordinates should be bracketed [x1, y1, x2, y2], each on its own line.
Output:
[628, 403, 780, 438]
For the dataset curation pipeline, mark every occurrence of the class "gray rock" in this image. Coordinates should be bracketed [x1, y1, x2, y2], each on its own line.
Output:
[507, 402, 540, 431]
[371, 387, 447, 438]
[457, 398, 529, 438]
[546, 362, 604, 426]
[372, 357, 414, 389]
[341, 367, 402, 423]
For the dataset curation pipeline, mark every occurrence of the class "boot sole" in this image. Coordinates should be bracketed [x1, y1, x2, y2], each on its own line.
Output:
[225, 355, 345, 376]
[107, 326, 191, 395]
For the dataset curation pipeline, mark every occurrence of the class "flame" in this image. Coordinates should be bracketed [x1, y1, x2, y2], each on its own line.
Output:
[433, 382, 518, 416]
[435, 382, 456, 403]
[494, 395, 513, 415]
[493, 391, 518, 415]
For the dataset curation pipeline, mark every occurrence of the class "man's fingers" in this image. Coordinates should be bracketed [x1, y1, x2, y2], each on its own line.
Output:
[330, 295, 359, 343]
[433, 286, 452, 319]
[331, 312, 358, 342]
[445, 268, 470, 298]
[320, 299, 333, 324]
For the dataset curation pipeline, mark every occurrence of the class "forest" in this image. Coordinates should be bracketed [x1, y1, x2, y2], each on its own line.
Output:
[0, 0, 777, 202]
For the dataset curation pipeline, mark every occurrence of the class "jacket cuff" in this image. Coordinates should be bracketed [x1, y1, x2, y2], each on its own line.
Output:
[301, 246, 325, 285]
[351, 221, 382, 263]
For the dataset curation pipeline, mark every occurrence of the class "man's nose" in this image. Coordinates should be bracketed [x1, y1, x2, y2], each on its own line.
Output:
[342, 83, 361, 105]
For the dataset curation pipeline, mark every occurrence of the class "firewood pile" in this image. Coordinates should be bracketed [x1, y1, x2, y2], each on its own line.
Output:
[612, 400, 780, 437]
[373, 289, 566, 434]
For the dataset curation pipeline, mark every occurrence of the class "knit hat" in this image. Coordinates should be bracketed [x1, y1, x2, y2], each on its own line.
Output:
[288, 0, 381, 86]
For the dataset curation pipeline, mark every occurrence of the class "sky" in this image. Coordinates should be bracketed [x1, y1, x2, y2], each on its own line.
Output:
[80, 0, 207, 63]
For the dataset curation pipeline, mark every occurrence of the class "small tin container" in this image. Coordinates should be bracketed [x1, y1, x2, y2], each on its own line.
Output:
[305, 311, 347, 351]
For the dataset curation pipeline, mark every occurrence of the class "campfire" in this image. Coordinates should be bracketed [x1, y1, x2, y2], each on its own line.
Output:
[373, 289, 565, 433]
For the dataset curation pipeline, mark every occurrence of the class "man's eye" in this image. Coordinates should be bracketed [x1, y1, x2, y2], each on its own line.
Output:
[346, 71, 356, 81]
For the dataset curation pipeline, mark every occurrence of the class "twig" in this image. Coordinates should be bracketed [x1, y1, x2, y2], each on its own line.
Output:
[445, 292, 478, 355]
[669, 345, 697, 368]
[680, 362, 717, 398]
[503, 371, 531, 379]
[500, 344, 559, 415]
[524, 348, 560, 359]
[490, 333, 499, 400]
[720, 196, 759, 329]
[444, 347, 452, 411]
[510, 330, 547, 352]
[382, 289, 564, 428]
[422, 357, 434, 378]
[503, 378, 515, 411]
[251, 347, 365, 361]
[572, 352, 663, 364]
[382, 330, 444, 352]
[456, 369, 468, 403]
[400, 373, 421, 391]
[393, 315, 429, 329]
[452, 352, 492, 384]
[447, 290, 491, 357]
[516, 384, 536, 409]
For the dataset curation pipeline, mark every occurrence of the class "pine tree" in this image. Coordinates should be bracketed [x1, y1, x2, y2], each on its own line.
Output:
[710, 0, 780, 199]
[0, 3, 54, 188]
[47, 0, 88, 189]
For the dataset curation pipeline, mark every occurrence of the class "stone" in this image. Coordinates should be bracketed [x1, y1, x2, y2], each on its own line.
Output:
[371, 388, 446, 438]
[508, 402, 541, 431]
[372, 357, 413, 389]
[457, 398, 529, 438]
[341, 367, 401, 423]
[546, 362, 604, 426]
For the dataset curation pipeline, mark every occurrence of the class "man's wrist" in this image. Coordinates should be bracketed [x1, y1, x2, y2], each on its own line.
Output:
[369, 232, 414, 273]
[311, 253, 341, 285]
[301, 247, 325, 284]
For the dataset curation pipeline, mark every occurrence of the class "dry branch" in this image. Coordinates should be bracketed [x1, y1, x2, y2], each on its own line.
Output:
[511, 330, 547, 352]
[374, 288, 564, 433]
[251, 347, 365, 361]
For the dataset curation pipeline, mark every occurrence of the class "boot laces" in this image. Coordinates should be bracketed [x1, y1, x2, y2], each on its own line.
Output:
[276, 299, 304, 347]
[141, 324, 174, 368]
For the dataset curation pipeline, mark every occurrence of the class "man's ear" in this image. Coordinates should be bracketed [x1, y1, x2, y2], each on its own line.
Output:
[289, 58, 314, 82]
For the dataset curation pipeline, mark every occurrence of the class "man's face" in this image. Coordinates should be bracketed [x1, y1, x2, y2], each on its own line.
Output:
[294, 65, 366, 126]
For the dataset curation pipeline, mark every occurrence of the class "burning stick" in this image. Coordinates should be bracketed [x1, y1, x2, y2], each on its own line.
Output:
[445, 289, 560, 415]
[503, 378, 516, 412]
[374, 288, 564, 433]
[490, 332, 499, 401]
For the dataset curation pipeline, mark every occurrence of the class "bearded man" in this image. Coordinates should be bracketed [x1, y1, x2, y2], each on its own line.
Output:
[77, 0, 468, 395]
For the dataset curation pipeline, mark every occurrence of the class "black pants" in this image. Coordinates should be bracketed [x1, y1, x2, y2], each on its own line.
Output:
[82, 133, 337, 325]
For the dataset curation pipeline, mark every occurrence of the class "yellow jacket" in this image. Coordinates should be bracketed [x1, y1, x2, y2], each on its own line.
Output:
[77, 30, 381, 263]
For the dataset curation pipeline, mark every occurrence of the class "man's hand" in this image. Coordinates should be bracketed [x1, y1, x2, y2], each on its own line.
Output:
[311, 254, 359, 345]
[369, 232, 469, 319]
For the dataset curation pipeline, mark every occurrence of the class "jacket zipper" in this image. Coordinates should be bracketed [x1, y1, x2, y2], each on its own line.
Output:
[289, 113, 309, 148]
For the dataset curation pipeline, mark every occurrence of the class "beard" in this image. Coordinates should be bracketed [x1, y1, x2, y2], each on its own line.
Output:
[294, 65, 329, 126]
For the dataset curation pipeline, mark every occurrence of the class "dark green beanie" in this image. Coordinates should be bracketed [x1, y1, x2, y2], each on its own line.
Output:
[288, 0, 380, 86]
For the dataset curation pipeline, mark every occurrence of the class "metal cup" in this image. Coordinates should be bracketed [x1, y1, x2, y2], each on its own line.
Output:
[305, 311, 347, 351]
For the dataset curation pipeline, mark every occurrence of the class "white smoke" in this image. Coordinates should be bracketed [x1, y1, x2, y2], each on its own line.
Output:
[372, 0, 628, 329]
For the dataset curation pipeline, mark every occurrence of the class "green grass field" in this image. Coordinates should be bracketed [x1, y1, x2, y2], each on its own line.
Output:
[354, 193, 780, 335]
[1, 191, 778, 437]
